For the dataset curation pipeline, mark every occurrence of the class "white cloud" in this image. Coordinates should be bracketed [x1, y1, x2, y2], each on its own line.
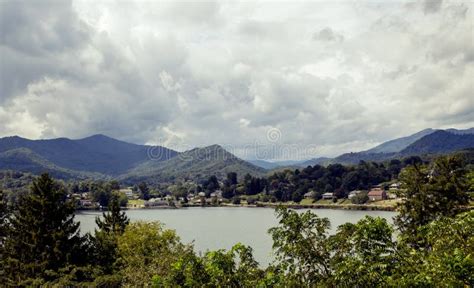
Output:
[0, 0, 472, 159]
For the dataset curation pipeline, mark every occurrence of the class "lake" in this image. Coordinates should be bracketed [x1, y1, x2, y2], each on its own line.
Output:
[76, 207, 396, 266]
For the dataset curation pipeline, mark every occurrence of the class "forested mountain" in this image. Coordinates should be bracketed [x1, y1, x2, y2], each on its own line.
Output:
[121, 144, 265, 184]
[325, 128, 474, 165]
[0, 135, 176, 175]
[0, 128, 472, 182]
[0, 148, 103, 179]
[400, 130, 474, 155]
[365, 128, 435, 153]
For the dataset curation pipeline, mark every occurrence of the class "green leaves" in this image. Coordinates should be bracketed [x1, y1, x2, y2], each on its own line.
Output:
[395, 155, 469, 246]
[1, 173, 84, 284]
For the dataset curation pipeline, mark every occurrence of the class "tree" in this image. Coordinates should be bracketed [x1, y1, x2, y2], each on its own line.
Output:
[93, 196, 130, 274]
[227, 172, 238, 186]
[350, 191, 369, 204]
[117, 221, 187, 286]
[203, 175, 219, 195]
[138, 182, 150, 200]
[392, 211, 474, 287]
[96, 196, 130, 235]
[268, 207, 331, 286]
[329, 216, 395, 287]
[1, 174, 85, 285]
[395, 156, 469, 246]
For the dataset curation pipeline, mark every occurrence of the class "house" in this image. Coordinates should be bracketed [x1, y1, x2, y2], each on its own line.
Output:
[211, 190, 223, 198]
[367, 188, 387, 201]
[348, 190, 362, 199]
[79, 200, 93, 207]
[389, 183, 401, 190]
[322, 192, 334, 200]
[144, 198, 168, 207]
[304, 191, 316, 199]
[120, 188, 134, 199]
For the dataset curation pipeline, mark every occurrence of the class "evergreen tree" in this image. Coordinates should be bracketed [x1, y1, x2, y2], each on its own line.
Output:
[1, 174, 83, 285]
[93, 195, 130, 274]
[96, 196, 130, 234]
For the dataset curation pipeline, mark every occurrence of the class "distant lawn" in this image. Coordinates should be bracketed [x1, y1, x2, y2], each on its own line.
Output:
[300, 198, 315, 205]
[128, 199, 145, 207]
[367, 199, 400, 207]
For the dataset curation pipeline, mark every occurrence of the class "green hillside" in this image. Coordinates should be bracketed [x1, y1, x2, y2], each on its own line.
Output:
[121, 144, 265, 184]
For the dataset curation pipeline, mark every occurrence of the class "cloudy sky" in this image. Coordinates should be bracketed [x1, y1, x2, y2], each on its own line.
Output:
[0, 0, 472, 160]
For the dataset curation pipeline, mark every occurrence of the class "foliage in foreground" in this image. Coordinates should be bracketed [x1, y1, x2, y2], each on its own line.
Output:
[0, 154, 473, 287]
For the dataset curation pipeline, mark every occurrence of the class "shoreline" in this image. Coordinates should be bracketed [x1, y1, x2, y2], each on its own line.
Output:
[78, 202, 398, 212]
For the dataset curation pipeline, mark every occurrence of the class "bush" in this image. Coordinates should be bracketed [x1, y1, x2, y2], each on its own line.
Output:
[232, 197, 241, 205]
[351, 192, 369, 204]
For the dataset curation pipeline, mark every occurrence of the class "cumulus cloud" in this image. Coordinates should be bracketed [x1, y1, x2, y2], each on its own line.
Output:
[0, 0, 473, 159]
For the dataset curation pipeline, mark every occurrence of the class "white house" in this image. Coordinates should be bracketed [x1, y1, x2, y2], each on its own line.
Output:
[322, 192, 334, 200]
[348, 190, 362, 199]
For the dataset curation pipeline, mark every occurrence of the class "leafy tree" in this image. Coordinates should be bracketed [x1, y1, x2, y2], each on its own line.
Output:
[350, 191, 369, 204]
[138, 182, 150, 200]
[1, 174, 85, 285]
[329, 216, 395, 287]
[232, 196, 241, 205]
[268, 207, 331, 286]
[161, 243, 264, 287]
[392, 211, 474, 287]
[227, 172, 238, 186]
[203, 175, 219, 195]
[91, 184, 113, 207]
[117, 221, 187, 286]
[395, 155, 469, 246]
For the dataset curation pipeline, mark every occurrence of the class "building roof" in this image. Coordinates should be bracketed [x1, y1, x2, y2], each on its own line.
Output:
[368, 188, 385, 196]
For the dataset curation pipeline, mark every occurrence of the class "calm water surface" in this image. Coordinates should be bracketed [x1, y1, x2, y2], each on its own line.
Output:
[76, 207, 396, 266]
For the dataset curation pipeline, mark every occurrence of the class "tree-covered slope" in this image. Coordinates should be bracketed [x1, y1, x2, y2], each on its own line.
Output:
[0, 148, 103, 179]
[400, 130, 474, 155]
[0, 135, 177, 175]
[121, 144, 266, 183]
[365, 128, 436, 153]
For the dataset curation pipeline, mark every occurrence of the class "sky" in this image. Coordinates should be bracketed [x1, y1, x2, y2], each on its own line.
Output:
[0, 0, 473, 160]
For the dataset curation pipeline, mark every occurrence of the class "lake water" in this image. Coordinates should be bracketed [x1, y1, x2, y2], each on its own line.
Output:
[76, 207, 396, 266]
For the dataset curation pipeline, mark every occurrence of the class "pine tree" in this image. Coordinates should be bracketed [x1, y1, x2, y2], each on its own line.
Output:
[96, 195, 130, 235]
[93, 195, 130, 274]
[1, 174, 84, 285]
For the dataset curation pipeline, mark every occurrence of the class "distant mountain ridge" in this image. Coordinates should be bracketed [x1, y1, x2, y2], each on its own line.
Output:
[0, 135, 264, 182]
[364, 128, 436, 154]
[328, 128, 474, 165]
[0, 134, 176, 177]
[1, 127, 473, 181]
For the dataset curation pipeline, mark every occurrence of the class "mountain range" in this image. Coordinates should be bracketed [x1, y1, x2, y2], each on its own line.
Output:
[300, 128, 474, 166]
[0, 127, 473, 182]
[0, 135, 264, 182]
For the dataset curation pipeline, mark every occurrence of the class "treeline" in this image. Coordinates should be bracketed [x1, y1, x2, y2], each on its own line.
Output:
[201, 156, 423, 203]
[0, 155, 473, 286]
